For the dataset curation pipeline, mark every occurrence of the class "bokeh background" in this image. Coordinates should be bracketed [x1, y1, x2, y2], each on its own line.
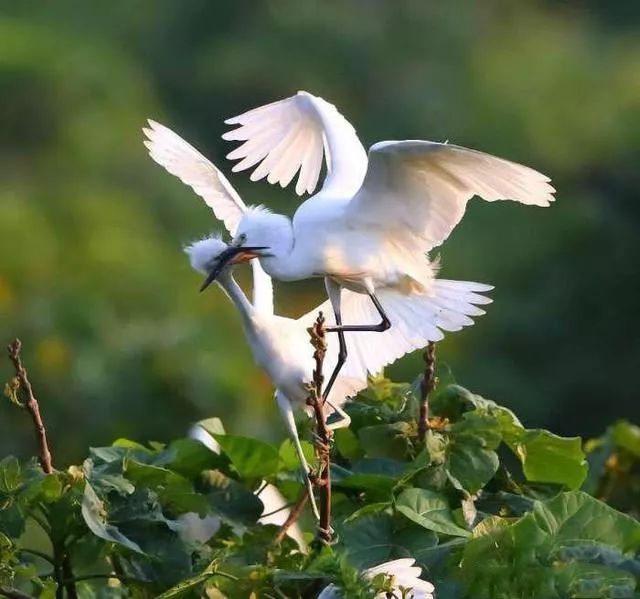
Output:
[1, 1, 639, 464]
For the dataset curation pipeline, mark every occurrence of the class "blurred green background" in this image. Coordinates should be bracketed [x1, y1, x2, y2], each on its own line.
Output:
[1, 1, 639, 464]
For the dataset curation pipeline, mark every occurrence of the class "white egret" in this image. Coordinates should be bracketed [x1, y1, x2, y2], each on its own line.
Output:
[143, 118, 492, 518]
[218, 91, 555, 394]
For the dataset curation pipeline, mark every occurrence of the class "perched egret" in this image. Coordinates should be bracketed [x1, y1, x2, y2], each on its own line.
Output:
[144, 118, 492, 516]
[216, 91, 555, 393]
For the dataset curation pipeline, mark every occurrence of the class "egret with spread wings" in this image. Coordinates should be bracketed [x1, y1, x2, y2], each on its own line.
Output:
[215, 91, 555, 395]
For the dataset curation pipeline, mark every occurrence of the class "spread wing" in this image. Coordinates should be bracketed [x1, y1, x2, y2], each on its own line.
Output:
[346, 140, 555, 251]
[144, 120, 274, 315]
[223, 91, 368, 198]
[143, 119, 246, 234]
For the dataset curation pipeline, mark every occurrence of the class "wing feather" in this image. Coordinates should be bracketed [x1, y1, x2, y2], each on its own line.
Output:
[347, 140, 555, 251]
[224, 91, 368, 197]
[143, 120, 246, 234]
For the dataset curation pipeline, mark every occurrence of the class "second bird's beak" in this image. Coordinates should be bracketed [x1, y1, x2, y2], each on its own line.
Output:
[199, 246, 268, 292]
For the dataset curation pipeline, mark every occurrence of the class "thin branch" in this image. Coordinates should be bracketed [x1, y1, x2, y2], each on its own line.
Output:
[6, 339, 53, 473]
[0, 587, 37, 599]
[418, 342, 437, 442]
[273, 489, 309, 545]
[306, 312, 332, 545]
[5, 341, 75, 597]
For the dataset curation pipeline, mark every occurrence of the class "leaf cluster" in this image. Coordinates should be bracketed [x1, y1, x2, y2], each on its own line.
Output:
[1, 374, 639, 598]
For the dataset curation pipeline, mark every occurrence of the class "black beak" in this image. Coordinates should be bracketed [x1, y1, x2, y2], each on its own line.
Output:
[199, 246, 268, 292]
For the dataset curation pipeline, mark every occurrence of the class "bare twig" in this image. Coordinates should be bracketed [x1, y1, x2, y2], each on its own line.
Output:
[6, 339, 53, 473]
[5, 340, 77, 599]
[418, 342, 437, 442]
[306, 313, 332, 545]
[273, 489, 309, 545]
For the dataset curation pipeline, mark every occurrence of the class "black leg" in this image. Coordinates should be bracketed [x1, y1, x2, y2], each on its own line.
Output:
[325, 292, 391, 334]
[322, 313, 347, 403]
[321, 293, 391, 402]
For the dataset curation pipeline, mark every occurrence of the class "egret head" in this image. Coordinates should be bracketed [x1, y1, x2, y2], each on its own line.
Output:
[233, 206, 293, 255]
[194, 207, 292, 290]
[185, 235, 267, 292]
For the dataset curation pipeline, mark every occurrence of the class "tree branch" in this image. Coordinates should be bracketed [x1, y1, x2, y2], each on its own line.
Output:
[418, 342, 437, 442]
[306, 312, 332, 545]
[6, 339, 53, 473]
[6, 340, 76, 599]
[273, 489, 309, 546]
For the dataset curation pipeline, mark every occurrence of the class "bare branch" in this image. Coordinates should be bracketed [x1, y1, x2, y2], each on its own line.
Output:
[6, 339, 53, 473]
[273, 489, 309, 546]
[306, 312, 332, 545]
[418, 342, 437, 442]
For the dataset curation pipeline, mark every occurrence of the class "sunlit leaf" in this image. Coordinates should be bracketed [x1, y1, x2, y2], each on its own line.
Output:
[81, 482, 144, 554]
[213, 434, 279, 479]
[396, 488, 471, 537]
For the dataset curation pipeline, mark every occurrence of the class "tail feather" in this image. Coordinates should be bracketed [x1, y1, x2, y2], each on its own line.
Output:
[336, 279, 492, 382]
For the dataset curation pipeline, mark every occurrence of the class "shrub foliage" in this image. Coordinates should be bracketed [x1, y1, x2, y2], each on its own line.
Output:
[1, 363, 640, 598]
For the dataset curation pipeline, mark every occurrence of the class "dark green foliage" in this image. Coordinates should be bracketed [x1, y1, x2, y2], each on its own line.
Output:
[1, 374, 639, 597]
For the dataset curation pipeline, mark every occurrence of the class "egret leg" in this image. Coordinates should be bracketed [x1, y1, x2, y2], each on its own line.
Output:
[322, 279, 347, 403]
[275, 391, 320, 521]
[322, 280, 391, 402]
[326, 292, 391, 333]
[325, 400, 351, 431]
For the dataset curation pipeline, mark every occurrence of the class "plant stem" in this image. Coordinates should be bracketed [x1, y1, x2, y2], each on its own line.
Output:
[273, 489, 309, 545]
[6, 339, 53, 473]
[418, 342, 436, 442]
[306, 313, 332, 545]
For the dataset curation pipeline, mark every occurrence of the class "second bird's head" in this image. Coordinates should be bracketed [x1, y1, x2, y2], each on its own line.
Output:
[183, 236, 263, 291]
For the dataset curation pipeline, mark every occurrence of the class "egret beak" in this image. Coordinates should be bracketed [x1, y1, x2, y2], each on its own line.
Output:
[199, 246, 268, 292]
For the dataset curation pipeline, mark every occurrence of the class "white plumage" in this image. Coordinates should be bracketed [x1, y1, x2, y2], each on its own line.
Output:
[216, 91, 554, 391]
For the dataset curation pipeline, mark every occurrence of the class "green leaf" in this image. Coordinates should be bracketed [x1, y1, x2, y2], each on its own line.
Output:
[154, 438, 223, 478]
[201, 470, 263, 525]
[81, 482, 144, 554]
[334, 427, 363, 460]
[344, 502, 391, 523]
[446, 437, 499, 495]
[213, 434, 279, 479]
[508, 430, 588, 489]
[339, 512, 438, 570]
[277, 438, 315, 472]
[358, 422, 412, 460]
[155, 569, 221, 598]
[459, 491, 640, 599]
[0, 457, 21, 493]
[395, 488, 471, 537]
